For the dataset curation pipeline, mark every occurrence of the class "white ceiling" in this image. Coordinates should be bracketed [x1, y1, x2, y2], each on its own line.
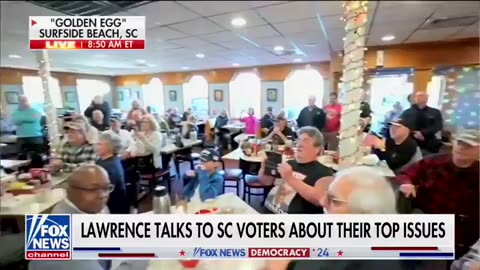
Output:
[0, 1, 478, 76]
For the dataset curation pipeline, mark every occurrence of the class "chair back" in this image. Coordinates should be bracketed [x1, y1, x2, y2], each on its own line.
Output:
[135, 154, 156, 174]
[239, 158, 261, 176]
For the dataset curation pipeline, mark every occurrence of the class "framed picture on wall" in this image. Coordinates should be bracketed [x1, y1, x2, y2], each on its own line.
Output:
[119, 91, 124, 101]
[65, 92, 75, 102]
[169, 90, 177, 101]
[267, 88, 277, 102]
[5, 91, 19, 104]
[125, 88, 131, 98]
[214, 89, 223, 102]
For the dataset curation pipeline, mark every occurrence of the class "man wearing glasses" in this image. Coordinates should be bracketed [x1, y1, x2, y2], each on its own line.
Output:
[29, 165, 113, 270]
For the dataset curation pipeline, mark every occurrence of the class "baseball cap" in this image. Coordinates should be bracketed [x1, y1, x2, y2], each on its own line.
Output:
[110, 115, 122, 122]
[199, 149, 222, 163]
[64, 119, 87, 132]
[455, 129, 480, 146]
[390, 117, 412, 130]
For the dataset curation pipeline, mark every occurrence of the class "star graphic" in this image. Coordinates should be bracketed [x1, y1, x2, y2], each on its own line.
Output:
[337, 250, 344, 256]
[179, 250, 186, 257]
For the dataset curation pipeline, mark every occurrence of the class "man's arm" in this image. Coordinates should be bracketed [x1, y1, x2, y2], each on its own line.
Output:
[286, 176, 333, 206]
[198, 171, 223, 201]
[395, 158, 429, 186]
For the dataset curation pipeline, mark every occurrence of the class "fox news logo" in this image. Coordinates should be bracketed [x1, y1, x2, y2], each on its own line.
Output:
[193, 247, 246, 258]
[25, 215, 71, 260]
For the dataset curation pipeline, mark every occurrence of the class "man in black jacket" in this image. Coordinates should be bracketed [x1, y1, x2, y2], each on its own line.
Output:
[260, 106, 275, 137]
[400, 91, 443, 155]
[84, 95, 111, 126]
[296, 96, 326, 132]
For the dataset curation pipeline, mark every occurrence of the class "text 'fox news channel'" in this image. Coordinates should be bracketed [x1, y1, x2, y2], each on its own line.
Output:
[29, 16, 145, 50]
[25, 214, 455, 261]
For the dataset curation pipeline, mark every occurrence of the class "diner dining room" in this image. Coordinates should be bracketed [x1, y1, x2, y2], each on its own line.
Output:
[0, 1, 479, 270]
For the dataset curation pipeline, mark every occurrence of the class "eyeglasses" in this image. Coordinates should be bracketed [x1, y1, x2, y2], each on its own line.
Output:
[325, 192, 348, 207]
[70, 184, 114, 194]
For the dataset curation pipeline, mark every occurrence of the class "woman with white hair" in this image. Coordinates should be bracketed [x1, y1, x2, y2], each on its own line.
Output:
[96, 132, 128, 214]
[125, 114, 163, 169]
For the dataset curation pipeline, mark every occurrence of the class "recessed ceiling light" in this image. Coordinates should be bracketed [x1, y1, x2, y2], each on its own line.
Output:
[136, 59, 146, 64]
[8, 54, 22, 59]
[147, 64, 156, 67]
[231, 17, 246, 27]
[273, 46, 284, 52]
[293, 58, 303, 63]
[141, 69, 147, 72]
[381, 35, 395, 41]
[182, 66, 190, 70]
[195, 53, 205, 58]
[232, 63, 240, 67]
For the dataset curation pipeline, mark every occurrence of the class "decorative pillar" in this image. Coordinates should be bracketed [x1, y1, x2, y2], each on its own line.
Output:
[36, 50, 60, 155]
[338, 1, 369, 166]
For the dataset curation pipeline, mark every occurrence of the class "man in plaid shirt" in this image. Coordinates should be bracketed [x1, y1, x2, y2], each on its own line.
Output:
[397, 129, 479, 259]
[49, 119, 96, 172]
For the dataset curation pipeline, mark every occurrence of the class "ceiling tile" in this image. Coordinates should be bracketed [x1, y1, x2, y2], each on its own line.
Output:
[320, 15, 346, 31]
[128, 1, 199, 27]
[148, 27, 187, 41]
[452, 23, 479, 38]
[314, 1, 344, 16]
[218, 39, 258, 49]
[368, 18, 425, 45]
[200, 31, 242, 43]
[168, 37, 210, 47]
[177, 1, 251, 16]
[432, 1, 480, 18]
[169, 18, 225, 35]
[256, 2, 317, 24]
[274, 18, 322, 35]
[406, 27, 465, 43]
[285, 31, 327, 45]
[374, 2, 438, 23]
[233, 25, 279, 39]
[208, 10, 267, 30]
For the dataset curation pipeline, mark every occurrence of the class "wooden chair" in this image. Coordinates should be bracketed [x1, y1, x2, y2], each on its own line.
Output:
[219, 160, 242, 196]
[135, 154, 174, 195]
[175, 149, 201, 174]
[239, 158, 272, 203]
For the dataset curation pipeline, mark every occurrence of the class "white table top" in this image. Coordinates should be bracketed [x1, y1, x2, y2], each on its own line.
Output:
[161, 139, 202, 154]
[1, 188, 66, 216]
[1, 159, 30, 169]
[222, 123, 246, 130]
[222, 149, 395, 177]
[146, 193, 263, 270]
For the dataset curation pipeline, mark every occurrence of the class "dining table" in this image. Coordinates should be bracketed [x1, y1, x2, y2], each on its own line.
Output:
[222, 148, 395, 177]
[161, 139, 203, 155]
[144, 192, 265, 270]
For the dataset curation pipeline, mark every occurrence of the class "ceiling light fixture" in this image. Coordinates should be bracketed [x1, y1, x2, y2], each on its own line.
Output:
[231, 17, 246, 27]
[273, 46, 284, 52]
[182, 66, 190, 70]
[195, 53, 205, 58]
[8, 54, 22, 59]
[232, 63, 240, 67]
[293, 58, 303, 63]
[136, 59, 146, 64]
[147, 64, 156, 67]
[381, 35, 395, 41]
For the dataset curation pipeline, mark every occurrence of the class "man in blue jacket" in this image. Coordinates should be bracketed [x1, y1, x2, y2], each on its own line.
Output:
[182, 148, 224, 202]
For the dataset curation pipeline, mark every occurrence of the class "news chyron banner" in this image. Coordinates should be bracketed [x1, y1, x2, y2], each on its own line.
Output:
[25, 214, 455, 261]
[29, 16, 145, 50]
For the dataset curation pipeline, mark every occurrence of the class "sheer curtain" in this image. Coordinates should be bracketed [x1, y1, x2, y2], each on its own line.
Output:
[229, 73, 261, 118]
[22, 76, 62, 111]
[143, 78, 164, 114]
[183, 75, 209, 118]
[76, 79, 111, 112]
[284, 69, 324, 120]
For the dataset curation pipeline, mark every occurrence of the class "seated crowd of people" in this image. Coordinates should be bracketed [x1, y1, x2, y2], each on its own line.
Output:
[1, 91, 478, 270]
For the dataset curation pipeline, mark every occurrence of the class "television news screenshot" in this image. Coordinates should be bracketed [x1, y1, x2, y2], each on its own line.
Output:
[0, 1, 478, 270]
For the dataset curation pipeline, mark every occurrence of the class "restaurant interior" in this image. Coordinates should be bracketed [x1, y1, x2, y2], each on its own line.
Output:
[0, 1, 479, 270]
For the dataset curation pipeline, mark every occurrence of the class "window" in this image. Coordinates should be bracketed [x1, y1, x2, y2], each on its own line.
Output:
[22, 76, 62, 111]
[143, 78, 164, 114]
[76, 79, 111, 113]
[183, 75, 209, 118]
[229, 72, 261, 118]
[284, 69, 324, 120]
[427, 75, 446, 109]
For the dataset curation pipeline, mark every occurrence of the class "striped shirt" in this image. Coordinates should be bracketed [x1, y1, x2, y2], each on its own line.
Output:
[54, 141, 96, 171]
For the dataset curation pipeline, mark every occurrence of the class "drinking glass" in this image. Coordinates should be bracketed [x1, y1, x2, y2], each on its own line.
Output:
[175, 194, 188, 213]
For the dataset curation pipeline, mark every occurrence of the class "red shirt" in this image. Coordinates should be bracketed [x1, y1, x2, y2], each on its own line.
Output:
[323, 104, 342, 132]
[396, 153, 479, 257]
